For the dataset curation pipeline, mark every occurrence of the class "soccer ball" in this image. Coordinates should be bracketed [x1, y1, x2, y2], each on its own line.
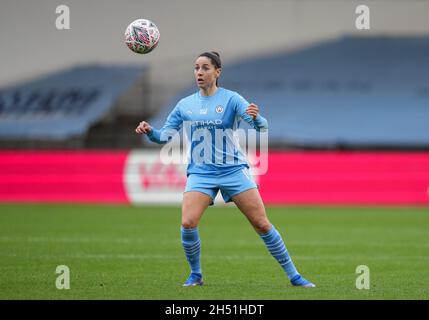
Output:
[124, 19, 160, 54]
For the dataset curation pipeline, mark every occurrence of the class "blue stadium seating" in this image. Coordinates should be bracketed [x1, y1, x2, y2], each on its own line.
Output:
[153, 36, 429, 148]
[0, 65, 146, 140]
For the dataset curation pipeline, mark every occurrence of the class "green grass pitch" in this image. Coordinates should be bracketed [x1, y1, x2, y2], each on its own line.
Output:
[0, 203, 428, 299]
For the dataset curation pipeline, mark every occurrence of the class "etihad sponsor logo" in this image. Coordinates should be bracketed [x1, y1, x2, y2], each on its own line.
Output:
[192, 119, 223, 126]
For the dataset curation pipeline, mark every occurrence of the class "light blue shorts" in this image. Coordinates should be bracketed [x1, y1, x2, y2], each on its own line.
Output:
[184, 166, 258, 204]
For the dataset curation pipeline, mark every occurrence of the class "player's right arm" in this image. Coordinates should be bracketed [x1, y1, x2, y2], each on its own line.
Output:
[135, 104, 183, 144]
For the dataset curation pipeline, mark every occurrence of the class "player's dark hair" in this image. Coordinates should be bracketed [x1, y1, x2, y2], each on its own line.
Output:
[198, 51, 221, 86]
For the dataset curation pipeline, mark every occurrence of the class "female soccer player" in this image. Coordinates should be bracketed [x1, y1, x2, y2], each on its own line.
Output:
[135, 51, 315, 288]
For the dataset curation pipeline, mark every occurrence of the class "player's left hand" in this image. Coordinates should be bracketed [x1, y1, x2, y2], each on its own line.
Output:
[246, 103, 259, 120]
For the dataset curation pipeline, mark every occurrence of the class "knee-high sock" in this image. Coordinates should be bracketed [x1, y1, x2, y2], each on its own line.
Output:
[181, 226, 201, 275]
[259, 225, 299, 279]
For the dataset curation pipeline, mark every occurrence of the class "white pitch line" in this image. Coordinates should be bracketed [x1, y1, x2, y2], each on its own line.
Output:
[0, 252, 428, 262]
[0, 235, 427, 249]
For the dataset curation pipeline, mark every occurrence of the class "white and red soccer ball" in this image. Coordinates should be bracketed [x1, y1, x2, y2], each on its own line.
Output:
[125, 19, 160, 54]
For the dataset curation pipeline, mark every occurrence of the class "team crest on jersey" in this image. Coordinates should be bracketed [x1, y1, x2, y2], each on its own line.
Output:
[215, 105, 224, 113]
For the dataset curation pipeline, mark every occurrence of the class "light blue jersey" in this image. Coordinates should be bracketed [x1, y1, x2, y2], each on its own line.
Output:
[147, 87, 268, 175]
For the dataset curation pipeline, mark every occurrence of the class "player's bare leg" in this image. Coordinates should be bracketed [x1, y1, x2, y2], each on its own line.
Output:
[232, 188, 316, 288]
[181, 191, 212, 286]
[182, 191, 212, 228]
[231, 188, 271, 233]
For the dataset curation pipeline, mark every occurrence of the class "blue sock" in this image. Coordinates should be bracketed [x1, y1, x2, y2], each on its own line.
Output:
[181, 226, 202, 275]
[259, 225, 299, 280]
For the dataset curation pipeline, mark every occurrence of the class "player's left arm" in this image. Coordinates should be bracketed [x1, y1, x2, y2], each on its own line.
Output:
[245, 103, 268, 131]
[233, 94, 268, 132]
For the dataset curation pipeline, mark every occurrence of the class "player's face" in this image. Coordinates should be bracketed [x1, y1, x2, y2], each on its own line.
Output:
[194, 56, 221, 89]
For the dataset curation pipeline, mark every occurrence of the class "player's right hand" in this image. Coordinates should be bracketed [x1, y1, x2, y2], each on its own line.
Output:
[135, 121, 152, 134]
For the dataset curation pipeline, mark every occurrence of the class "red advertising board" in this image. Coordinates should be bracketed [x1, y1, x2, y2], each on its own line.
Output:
[0, 150, 129, 203]
[259, 152, 429, 205]
[0, 150, 428, 205]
